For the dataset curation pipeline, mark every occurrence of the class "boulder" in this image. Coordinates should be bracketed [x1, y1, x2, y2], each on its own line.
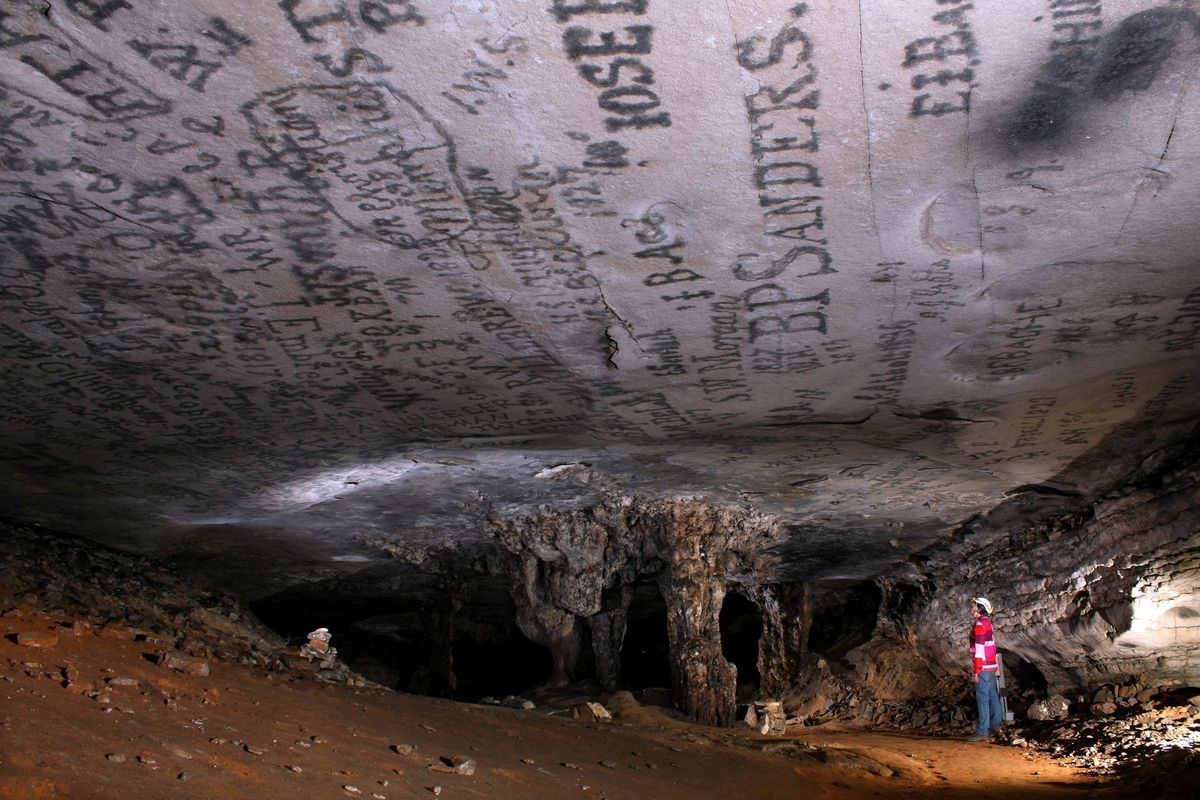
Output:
[446, 755, 476, 776]
[756, 701, 787, 736]
[157, 652, 210, 676]
[741, 704, 759, 729]
[13, 631, 58, 648]
[1027, 695, 1070, 721]
[571, 702, 612, 721]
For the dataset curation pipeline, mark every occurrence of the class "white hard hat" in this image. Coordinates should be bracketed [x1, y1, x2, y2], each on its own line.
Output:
[973, 597, 992, 614]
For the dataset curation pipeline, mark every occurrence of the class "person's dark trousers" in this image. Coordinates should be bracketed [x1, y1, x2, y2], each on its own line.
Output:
[975, 670, 1004, 734]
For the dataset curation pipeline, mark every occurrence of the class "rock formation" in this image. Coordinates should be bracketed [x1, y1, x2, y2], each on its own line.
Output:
[490, 496, 776, 725]
[0, 0, 1198, 739]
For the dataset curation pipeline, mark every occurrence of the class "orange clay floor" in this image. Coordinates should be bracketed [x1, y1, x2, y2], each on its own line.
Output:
[1, 607, 1125, 800]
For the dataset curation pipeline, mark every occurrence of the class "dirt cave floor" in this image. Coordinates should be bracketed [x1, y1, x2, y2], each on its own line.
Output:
[0, 607, 1142, 800]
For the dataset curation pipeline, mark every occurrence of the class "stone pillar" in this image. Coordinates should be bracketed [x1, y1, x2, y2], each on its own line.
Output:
[509, 555, 580, 686]
[757, 582, 812, 696]
[588, 582, 633, 690]
[659, 564, 737, 726]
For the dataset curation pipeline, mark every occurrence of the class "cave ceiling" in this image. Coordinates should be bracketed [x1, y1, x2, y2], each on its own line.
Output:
[2, 0, 1200, 598]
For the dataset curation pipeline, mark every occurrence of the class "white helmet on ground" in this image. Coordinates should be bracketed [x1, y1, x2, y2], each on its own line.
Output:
[973, 597, 992, 614]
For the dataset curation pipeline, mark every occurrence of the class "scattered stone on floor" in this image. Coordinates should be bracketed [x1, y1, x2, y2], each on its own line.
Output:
[14, 631, 59, 648]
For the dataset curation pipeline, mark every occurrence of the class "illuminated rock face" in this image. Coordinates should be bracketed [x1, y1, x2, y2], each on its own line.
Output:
[850, 438, 1200, 699]
[2, 1, 1200, 719]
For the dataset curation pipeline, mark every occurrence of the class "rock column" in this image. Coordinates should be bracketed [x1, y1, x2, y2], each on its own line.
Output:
[589, 582, 633, 690]
[492, 495, 775, 716]
[659, 567, 737, 726]
[757, 582, 812, 697]
[657, 502, 738, 726]
[510, 555, 580, 686]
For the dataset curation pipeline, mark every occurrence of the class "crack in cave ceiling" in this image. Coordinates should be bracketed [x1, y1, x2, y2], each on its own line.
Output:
[2, 0, 1200, 596]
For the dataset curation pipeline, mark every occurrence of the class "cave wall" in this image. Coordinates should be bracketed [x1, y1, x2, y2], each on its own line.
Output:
[850, 435, 1200, 699]
[0, 519, 286, 670]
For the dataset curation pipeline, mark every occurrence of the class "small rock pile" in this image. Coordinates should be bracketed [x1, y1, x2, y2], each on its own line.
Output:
[844, 691, 973, 733]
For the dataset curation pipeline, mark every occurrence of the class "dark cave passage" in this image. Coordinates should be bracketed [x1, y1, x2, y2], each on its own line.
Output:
[249, 574, 553, 701]
[808, 581, 881, 666]
[719, 589, 762, 699]
[620, 581, 671, 691]
[449, 627, 553, 700]
[1002, 649, 1049, 697]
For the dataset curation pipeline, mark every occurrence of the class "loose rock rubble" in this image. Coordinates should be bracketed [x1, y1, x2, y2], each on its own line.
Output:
[1020, 698, 1200, 777]
[571, 701, 612, 722]
[435, 755, 476, 776]
[0, 522, 368, 687]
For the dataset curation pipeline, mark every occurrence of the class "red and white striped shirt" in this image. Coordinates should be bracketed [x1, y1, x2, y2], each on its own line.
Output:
[972, 615, 998, 674]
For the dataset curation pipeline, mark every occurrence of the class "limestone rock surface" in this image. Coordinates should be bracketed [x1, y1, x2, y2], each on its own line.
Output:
[2, 0, 1200, 723]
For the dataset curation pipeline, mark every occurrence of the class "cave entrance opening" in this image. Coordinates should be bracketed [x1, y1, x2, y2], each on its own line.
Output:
[620, 580, 671, 694]
[719, 589, 762, 700]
